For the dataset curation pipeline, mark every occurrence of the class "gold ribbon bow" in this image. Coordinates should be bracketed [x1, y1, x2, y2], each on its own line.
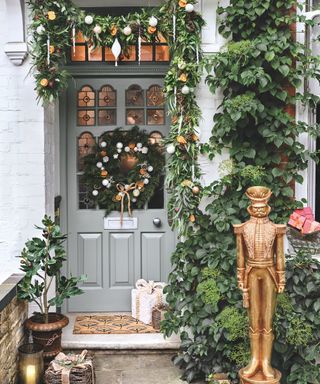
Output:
[116, 182, 137, 225]
[51, 350, 94, 384]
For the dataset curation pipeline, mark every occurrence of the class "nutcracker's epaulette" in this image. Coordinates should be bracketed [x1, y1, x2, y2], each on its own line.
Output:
[275, 224, 287, 235]
[233, 223, 245, 234]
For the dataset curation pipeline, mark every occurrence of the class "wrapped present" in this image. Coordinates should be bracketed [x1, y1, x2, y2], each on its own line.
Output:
[132, 279, 165, 325]
[152, 303, 168, 330]
[288, 212, 306, 230]
[45, 350, 94, 384]
[301, 219, 320, 234]
[295, 207, 314, 221]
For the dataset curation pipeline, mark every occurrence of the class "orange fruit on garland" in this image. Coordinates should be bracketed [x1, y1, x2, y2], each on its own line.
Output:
[47, 11, 56, 20]
[176, 135, 187, 145]
[139, 168, 147, 175]
[137, 181, 145, 189]
[128, 142, 136, 150]
[179, 0, 187, 7]
[49, 45, 55, 54]
[179, 73, 188, 82]
[189, 214, 196, 223]
[115, 194, 122, 201]
[111, 25, 118, 36]
[40, 78, 49, 87]
[148, 26, 157, 34]
[101, 170, 108, 177]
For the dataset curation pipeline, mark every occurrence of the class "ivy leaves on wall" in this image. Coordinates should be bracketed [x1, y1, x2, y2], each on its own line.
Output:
[27, 0, 205, 236]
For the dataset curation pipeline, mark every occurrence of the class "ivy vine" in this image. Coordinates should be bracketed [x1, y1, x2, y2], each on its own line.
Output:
[163, 1, 320, 383]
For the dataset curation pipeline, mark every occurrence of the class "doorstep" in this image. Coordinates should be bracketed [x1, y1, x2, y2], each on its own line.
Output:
[62, 313, 181, 350]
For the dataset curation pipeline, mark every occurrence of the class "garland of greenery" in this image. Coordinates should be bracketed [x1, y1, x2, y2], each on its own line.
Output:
[163, 1, 320, 382]
[83, 126, 164, 216]
[27, 0, 205, 236]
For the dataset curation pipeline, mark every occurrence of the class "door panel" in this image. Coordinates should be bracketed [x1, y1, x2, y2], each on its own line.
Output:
[66, 76, 176, 312]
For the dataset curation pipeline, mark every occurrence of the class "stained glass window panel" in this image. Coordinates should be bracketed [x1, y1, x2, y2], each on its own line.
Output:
[147, 109, 165, 125]
[98, 109, 116, 125]
[78, 110, 95, 126]
[98, 86, 116, 107]
[71, 45, 86, 61]
[78, 86, 95, 107]
[126, 109, 145, 125]
[121, 46, 136, 61]
[126, 85, 144, 106]
[147, 85, 164, 107]
[88, 47, 102, 61]
[141, 45, 153, 61]
[78, 175, 96, 209]
[105, 47, 116, 62]
[78, 132, 96, 171]
[155, 45, 170, 62]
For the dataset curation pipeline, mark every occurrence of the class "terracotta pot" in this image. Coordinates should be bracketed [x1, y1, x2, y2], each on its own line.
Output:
[25, 313, 69, 361]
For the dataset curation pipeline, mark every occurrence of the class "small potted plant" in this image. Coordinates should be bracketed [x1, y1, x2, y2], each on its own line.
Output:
[18, 215, 86, 361]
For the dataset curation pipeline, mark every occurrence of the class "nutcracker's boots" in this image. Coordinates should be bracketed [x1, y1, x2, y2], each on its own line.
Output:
[261, 332, 275, 379]
[243, 331, 260, 377]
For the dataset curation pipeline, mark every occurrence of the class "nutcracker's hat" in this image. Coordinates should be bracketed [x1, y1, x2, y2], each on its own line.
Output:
[246, 186, 272, 207]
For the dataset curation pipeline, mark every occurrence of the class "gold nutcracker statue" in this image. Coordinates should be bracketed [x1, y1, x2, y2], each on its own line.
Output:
[233, 186, 286, 384]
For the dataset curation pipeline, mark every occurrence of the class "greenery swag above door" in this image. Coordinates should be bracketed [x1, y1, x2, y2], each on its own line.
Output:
[28, 0, 205, 236]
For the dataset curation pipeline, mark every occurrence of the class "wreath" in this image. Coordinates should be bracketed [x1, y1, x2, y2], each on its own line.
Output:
[83, 126, 165, 221]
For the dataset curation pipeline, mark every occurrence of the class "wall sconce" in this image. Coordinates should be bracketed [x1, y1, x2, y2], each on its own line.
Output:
[18, 343, 44, 384]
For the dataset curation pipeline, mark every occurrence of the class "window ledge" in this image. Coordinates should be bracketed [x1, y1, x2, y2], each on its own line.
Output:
[4, 42, 28, 66]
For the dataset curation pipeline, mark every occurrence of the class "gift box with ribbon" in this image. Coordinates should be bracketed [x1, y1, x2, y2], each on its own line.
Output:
[45, 350, 94, 384]
[131, 279, 166, 325]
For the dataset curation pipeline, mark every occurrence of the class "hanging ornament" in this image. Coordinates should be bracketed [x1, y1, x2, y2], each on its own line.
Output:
[36, 25, 45, 35]
[196, 46, 199, 65]
[181, 85, 190, 95]
[178, 114, 183, 135]
[100, 141, 107, 148]
[111, 38, 121, 66]
[72, 25, 76, 55]
[84, 15, 94, 25]
[149, 16, 158, 27]
[47, 35, 50, 65]
[166, 144, 175, 154]
[92, 190, 99, 196]
[185, 3, 195, 13]
[137, 20, 142, 65]
[192, 164, 195, 181]
[174, 86, 177, 107]
[133, 189, 140, 197]
[123, 26, 132, 36]
[93, 25, 102, 35]
[192, 185, 200, 195]
[173, 4, 176, 42]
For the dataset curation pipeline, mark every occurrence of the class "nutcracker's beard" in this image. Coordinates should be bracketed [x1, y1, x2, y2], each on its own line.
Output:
[248, 205, 271, 218]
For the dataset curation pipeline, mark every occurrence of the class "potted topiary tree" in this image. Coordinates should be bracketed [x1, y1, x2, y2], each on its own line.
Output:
[18, 215, 86, 361]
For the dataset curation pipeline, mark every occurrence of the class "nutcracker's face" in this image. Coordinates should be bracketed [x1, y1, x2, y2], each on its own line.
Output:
[250, 205, 268, 218]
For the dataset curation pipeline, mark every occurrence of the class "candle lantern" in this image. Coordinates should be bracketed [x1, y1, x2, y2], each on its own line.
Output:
[18, 343, 44, 384]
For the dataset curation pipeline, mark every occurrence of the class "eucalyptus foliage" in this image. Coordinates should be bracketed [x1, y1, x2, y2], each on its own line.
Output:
[18, 216, 86, 323]
[163, 0, 320, 382]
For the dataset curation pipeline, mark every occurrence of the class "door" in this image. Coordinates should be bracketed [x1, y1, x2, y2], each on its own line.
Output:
[66, 76, 175, 312]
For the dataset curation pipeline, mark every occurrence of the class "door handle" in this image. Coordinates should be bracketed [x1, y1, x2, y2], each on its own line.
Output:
[153, 218, 162, 227]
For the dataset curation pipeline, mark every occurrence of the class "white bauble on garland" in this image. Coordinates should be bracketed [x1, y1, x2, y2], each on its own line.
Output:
[149, 16, 158, 27]
[124, 146, 130, 152]
[178, 60, 187, 70]
[185, 3, 194, 12]
[116, 142, 123, 149]
[96, 162, 103, 168]
[93, 25, 102, 34]
[181, 85, 190, 95]
[103, 156, 109, 163]
[166, 144, 175, 154]
[100, 141, 107, 148]
[113, 154, 119, 159]
[123, 26, 132, 36]
[92, 190, 99, 196]
[137, 142, 143, 148]
[141, 147, 148, 154]
[102, 179, 110, 187]
[147, 166, 153, 172]
[36, 25, 45, 35]
[85, 15, 94, 25]
[144, 178, 150, 185]
[133, 189, 140, 197]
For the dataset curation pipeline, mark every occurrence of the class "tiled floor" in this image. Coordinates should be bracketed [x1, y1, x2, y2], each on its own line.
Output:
[92, 352, 204, 384]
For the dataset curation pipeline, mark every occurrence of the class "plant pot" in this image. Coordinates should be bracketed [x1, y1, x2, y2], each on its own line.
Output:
[25, 313, 69, 361]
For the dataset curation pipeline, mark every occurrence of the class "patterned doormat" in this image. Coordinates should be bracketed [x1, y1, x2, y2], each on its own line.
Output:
[73, 315, 159, 334]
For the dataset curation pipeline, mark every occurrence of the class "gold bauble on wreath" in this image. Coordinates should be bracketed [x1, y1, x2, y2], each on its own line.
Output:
[119, 154, 139, 173]
[192, 185, 200, 195]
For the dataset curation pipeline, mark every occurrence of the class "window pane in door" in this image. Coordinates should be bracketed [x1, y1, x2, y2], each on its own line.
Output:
[148, 175, 164, 209]
[126, 109, 145, 125]
[88, 47, 103, 61]
[147, 85, 165, 107]
[78, 86, 95, 107]
[78, 175, 96, 209]
[98, 109, 116, 125]
[126, 85, 144, 106]
[71, 45, 86, 61]
[147, 109, 165, 125]
[141, 45, 153, 61]
[155, 46, 170, 62]
[99, 86, 116, 107]
[78, 132, 96, 171]
[78, 110, 95, 126]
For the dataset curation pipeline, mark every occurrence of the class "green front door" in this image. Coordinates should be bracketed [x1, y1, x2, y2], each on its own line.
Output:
[65, 76, 175, 312]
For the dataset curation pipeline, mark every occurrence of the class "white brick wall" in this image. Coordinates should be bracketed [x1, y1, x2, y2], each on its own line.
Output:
[0, 1, 46, 284]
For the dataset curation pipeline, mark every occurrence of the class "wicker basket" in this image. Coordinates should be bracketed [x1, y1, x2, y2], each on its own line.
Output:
[287, 227, 320, 255]
[45, 350, 94, 384]
[152, 304, 167, 330]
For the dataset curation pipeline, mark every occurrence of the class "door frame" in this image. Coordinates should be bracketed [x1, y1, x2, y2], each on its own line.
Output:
[59, 64, 170, 312]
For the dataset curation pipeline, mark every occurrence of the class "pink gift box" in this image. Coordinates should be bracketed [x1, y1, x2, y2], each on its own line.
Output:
[295, 207, 314, 221]
[301, 219, 320, 234]
[288, 212, 306, 230]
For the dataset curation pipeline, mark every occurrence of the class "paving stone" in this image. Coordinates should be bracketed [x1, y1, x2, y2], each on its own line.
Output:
[95, 370, 122, 384]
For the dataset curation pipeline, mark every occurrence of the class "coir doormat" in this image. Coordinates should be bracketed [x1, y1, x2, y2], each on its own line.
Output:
[73, 314, 159, 334]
